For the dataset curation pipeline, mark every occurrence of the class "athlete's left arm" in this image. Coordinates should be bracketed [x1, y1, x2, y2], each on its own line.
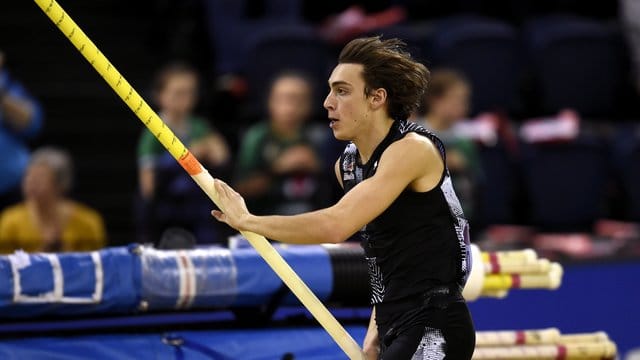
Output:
[211, 134, 443, 244]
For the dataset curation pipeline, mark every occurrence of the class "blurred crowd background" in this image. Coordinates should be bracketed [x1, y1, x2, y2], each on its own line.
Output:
[1, 0, 639, 261]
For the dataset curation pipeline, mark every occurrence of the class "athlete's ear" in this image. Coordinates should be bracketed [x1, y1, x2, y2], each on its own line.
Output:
[369, 88, 387, 111]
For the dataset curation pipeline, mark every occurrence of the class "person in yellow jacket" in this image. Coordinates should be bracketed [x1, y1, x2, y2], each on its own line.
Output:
[0, 147, 105, 253]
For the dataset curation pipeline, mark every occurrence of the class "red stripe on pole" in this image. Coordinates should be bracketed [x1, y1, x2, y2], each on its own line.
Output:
[178, 253, 191, 308]
[489, 252, 501, 273]
[556, 345, 567, 360]
[511, 274, 521, 288]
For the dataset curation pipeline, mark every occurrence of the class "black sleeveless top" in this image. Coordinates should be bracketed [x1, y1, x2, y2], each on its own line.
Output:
[339, 120, 472, 305]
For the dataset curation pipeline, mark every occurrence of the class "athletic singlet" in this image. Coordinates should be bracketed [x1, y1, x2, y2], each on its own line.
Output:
[339, 120, 472, 305]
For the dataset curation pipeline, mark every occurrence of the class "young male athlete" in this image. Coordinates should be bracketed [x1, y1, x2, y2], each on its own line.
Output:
[211, 36, 475, 359]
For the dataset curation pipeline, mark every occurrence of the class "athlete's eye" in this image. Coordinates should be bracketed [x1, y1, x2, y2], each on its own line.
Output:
[336, 88, 348, 95]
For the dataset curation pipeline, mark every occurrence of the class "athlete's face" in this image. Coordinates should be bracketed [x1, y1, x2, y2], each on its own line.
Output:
[323, 63, 374, 141]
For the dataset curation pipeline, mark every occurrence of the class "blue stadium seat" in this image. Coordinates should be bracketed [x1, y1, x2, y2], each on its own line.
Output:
[430, 15, 521, 114]
[243, 25, 333, 119]
[524, 15, 626, 117]
[263, 0, 302, 22]
[203, 0, 303, 75]
[369, 22, 436, 64]
[477, 143, 518, 226]
[521, 138, 608, 231]
[611, 124, 640, 222]
[627, 144, 640, 222]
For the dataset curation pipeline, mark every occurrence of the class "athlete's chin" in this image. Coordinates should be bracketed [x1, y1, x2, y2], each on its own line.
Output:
[331, 128, 351, 141]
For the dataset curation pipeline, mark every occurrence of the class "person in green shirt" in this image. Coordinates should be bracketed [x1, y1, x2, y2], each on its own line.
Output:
[417, 69, 482, 220]
[136, 63, 230, 244]
[235, 71, 327, 215]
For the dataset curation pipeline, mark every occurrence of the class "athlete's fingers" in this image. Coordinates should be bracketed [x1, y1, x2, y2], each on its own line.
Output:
[215, 178, 237, 200]
[211, 209, 226, 223]
[215, 180, 234, 206]
[213, 178, 227, 197]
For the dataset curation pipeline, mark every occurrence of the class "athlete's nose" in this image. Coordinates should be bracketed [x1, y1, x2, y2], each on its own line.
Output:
[323, 92, 335, 111]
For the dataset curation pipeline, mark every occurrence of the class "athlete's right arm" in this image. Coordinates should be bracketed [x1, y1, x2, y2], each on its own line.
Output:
[363, 307, 380, 359]
[211, 135, 443, 244]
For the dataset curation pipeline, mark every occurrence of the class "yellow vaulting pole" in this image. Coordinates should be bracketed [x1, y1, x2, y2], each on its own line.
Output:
[33, 1, 364, 358]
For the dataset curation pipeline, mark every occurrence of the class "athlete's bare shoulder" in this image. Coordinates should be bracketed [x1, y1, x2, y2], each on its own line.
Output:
[379, 132, 444, 191]
[390, 132, 442, 163]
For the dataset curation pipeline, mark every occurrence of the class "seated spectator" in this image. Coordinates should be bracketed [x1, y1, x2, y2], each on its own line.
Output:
[416, 69, 481, 220]
[235, 71, 328, 215]
[0, 51, 44, 210]
[0, 148, 106, 253]
[137, 63, 230, 245]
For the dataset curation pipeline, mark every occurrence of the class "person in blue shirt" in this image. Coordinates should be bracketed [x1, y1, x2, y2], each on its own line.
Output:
[0, 51, 44, 210]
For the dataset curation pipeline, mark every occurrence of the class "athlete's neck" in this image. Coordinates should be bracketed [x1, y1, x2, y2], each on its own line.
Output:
[353, 116, 395, 164]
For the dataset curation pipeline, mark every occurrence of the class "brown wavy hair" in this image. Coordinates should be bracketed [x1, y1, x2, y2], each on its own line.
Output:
[338, 36, 430, 121]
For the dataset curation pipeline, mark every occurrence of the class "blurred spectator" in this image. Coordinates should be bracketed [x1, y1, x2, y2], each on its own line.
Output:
[0, 148, 105, 253]
[137, 63, 231, 245]
[235, 71, 328, 215]
[416, 69, 482, 219]
[0, 51, 44, 210]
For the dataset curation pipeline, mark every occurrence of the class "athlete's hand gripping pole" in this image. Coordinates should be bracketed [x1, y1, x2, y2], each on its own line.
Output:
[33, 0, 364, 358]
